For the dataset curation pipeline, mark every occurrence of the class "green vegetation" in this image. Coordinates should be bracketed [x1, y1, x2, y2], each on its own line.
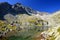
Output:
[57, 27, 60, 34]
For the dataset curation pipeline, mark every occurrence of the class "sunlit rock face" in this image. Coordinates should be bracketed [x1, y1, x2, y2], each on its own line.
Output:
[36, 11, 60, 40]
[4, 13, 16, 23]
[0, 14, 49, 40]
[51, 11, 60, 26]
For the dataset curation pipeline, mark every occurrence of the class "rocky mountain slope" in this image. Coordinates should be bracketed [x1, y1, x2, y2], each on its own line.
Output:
[0, 2, 60, 40]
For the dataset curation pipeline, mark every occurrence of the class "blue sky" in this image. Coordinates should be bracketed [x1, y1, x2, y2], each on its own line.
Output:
[0, 0, 60, 13]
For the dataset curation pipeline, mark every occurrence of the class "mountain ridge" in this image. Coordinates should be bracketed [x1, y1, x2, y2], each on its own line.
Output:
[0, 2, 37, 20]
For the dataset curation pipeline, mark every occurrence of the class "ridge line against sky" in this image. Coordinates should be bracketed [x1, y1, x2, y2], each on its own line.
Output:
[0, 0, 60, 13]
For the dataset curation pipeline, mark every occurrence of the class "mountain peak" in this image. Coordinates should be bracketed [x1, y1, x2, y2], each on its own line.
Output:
[15, 3, 21, 5]
[0, 2, 36, 20]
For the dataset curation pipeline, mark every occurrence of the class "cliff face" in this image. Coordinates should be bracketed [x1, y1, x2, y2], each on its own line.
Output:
[0, 2, 12, 20]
